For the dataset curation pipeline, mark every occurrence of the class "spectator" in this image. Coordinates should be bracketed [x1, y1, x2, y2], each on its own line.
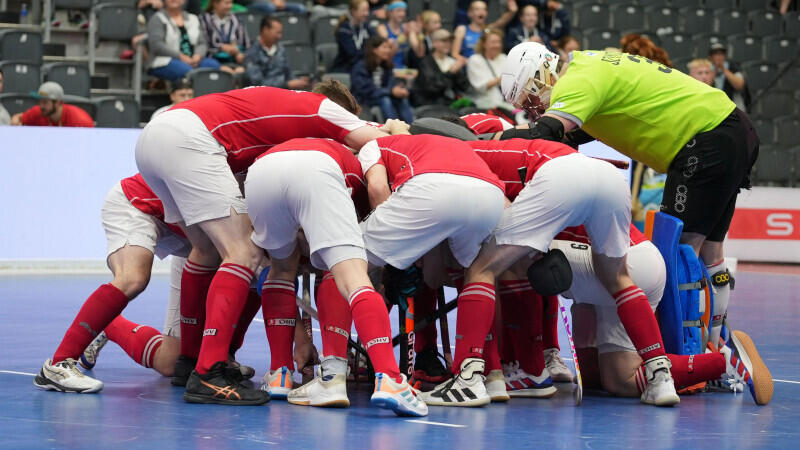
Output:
[688, 59, 715, 86]
[200, 0, 250, 75]
[137, 0, 164, 24]
[407, 10, 442, 69]
[620, 33, 672, 67]
[147, 0, 221, 81]
[413, 28, 470, 106]
[505, 4, 553, 52]
[377, 1, 420, 69]
[709, 42, 749, 110]
[555, 34, 579, 62]
[369, 0, 389, 20]
[331, 0, 376, 73]
[467, 28, 513, 110]
[779, 0, 794, 14]
[151, 78, 195, 120]
[351, 35, 414, 122]
[10, 82, 94, 127]
[453, 0, 517, 61]
[245, 16, 311, 88]
[0, 68, 9, 126]
[537, 0, 570, 46]
[241, 0, 307, 15]
[310, 0, 346, 22]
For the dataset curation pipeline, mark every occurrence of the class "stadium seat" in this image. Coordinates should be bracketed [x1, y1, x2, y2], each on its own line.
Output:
[738, 0, 770, 10]
[321, 72, 351, 88]
[43, 62, 91, 98]
[93, 97, 140, 128]
[693, 33, 725, 59]
[0, 93, 36, 116]
[748, 10, 781, 37]
[610, 4, 645, 32]
[645, 6, 679, 34]
[63, 94, 96, 119]
[312, 14, 340, 46]
[575, 3, 611, 30]
[88, 3, 138, 74]
[714, 9, 747, 36]
[794, 147, 800, 187]
[407, 0, 425, 18]
[431, 0, 457, 26]
[54, 0, 93, 8]
[487, 0, 501, 22]
[582, 29, 622, 50]
[671, 0, 701, 8]
[284, 43, 316, 77]
[277, 13, 311, 45]
[753, 145, 791, 186]
[672, 57, 693, 72]
[777, 64, 800, 91]
[188, 68, 234, 96]
[660, 33, 694, 61]
[753, 89, 796, 118]
[235, 12, 266, 43]
[0, 30, 43, 65]
[316, 42, 338, 74]
[727, 35, 763, 62]
[680, 8, 714, 35]
[636, 0, 664, 7]
[742, 61, 777, 94]
[703, 0, 734, 9]
[784, 11, 800, 39]
[775, 116, 800, 148]
[0, 61, 41, 95]
[763, 36, 798, 63]
[750, 116, 775, 145]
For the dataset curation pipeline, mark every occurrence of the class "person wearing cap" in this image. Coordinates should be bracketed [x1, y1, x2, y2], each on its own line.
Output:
[10, 82, 94, 127]
[412, 28, 470, 106]
[708, 42, 748, 111]
[150, 78, 195, 120]
[376, 1, 419, 69]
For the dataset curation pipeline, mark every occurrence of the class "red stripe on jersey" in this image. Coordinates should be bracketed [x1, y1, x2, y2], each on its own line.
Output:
[372, 134, 504, 191]
[120, 174, 186, 238]
[461, 113, 512, 135]
[172, 87, 362, 173]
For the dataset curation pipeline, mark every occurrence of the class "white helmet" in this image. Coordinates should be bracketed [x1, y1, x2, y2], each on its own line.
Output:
[500, 42, 560, 115]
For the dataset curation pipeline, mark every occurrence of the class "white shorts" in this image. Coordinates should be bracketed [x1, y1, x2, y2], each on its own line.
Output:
[163, 255, 185, 338]
[245, 151, 366, 271]
[552, 239, 666, 354]
[101, 182, 191, 262]
[494, 153, 631, 258]
[361, 173, 505, 269]
[134, 108, 246, 227]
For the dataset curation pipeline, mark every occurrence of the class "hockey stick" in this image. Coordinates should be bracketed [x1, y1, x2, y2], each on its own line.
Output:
[437, 287, 453, 370]
[589, 156, 630, 170]
[556, 296, 583, 406]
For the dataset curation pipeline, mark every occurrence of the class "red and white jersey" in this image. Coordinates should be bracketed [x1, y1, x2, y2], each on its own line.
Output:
[461, 113, 514, 135]
[555, 224, 647, 248]
[359, 134, 504, 191]
[172, 87, 367, 173]
[120, 174, 186, 237]
[467, 138, 576, 200]
[258, 138, 369, 218]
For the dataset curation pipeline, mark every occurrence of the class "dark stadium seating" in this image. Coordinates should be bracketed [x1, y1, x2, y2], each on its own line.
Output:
[0, 29, 43, 65]
[582, 28, 622, 50]
[312, 14, 340, 47]
[754, 90, 796, 119]
[277, 13, 311, 45]
[0, 93, 37, 115]
[748, 10, 782, 37]
[727, 34, 763, 62]
[763, 36, 799, 63]
[714, 9, 748, 36]
[660, 32, 694, 61]
[754, 145, 792, 186]
[284, 43, 316, 77]
[93, 96, 140, 128]
[575, 2, 611, 30]
[0, 61, 40, 94]
[743, 61, 777, 94]
[751, 116, 775, 145]
[236, 12, 266, 43]
[610, 4, 645, 32]
[784, 11, 800, 39]
[774, 116, 800, 148]
[188, 68, 234, 97]
[680, 8, 714, 35]
[43, 62, 91, 98]
[646, 6, 679, 34]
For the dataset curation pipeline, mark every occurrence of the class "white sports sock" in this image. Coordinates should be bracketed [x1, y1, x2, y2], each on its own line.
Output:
[321, 355, 348, 376]
[707, 260, 731, 348]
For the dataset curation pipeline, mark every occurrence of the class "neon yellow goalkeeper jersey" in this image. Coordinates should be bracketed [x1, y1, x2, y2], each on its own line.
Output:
[546, 50, 736, 173]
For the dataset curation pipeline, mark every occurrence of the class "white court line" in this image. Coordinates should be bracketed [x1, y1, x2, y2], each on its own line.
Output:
[775, 379, 800, 385]
[0, 370, 35, 376]
[406, 419, 465, 428]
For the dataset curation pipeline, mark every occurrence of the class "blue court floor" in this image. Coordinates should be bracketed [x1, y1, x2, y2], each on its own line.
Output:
[1, 268, 799, 449]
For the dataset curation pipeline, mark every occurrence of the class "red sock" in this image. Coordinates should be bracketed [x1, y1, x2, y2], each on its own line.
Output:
[315, 272, 352, 359]
[413, 285, 438, 353]
[52, 283, 129, 363]
[576, 347, 601, 390]
[453, 282, 496, 373]
[517, 290, 545, 376]
[614, 286, 666, 361]
[349, 286, 401, 381]
[483, 322, 502, 372]
[262, 279, 298, 371]
[179, 260, 216, 359]
[542, 295, 559, 350]
[230, 288, 261, 354]
[667, 353, 726, 390]
[498, 280, 527, 362]
[196, 263, 254, 374]
[105, 315, 164, 368]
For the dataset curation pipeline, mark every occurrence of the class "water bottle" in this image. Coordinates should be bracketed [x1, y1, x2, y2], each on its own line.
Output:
[19, 3, 29, 25]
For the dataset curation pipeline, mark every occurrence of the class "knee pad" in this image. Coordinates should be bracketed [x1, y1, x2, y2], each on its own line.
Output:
[710, 269, 735, 290]
[526, 249, 573, 296]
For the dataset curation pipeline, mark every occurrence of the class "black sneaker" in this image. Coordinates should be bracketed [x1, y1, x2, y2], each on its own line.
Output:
[171, 355, 197, 387]
[183, 361, 270, 405]
[413, 347, 449, 384]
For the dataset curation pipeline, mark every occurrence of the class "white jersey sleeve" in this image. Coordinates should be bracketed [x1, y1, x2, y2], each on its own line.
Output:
[318, 98, 368, 132]
[358, 139, 382, 174]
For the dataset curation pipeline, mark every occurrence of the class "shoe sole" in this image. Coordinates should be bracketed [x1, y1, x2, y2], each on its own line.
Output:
[183, 392, 270, 405]
[288, 397, 350, 407]
[371, 392, 428, 416]
[731, 330, 774, 406]
[420, 395, 491, 407]
[489, 393, 511, 402]
[508, 386, 557, 398]
[549, 373, 574, 383]
[264, 386, 291, 400]
[641, 392, 680, 406]
[33, 373, 102, 394]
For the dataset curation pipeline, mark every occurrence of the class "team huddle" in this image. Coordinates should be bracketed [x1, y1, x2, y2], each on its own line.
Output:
[34, 43, 773, 416]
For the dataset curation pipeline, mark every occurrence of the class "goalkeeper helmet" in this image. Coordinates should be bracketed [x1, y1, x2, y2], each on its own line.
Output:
[500, 42, 560, 117]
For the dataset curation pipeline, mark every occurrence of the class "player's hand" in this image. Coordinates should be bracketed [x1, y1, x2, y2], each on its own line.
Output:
[294, 342, 319, 374]
[384, 118, 411, 135]
[507, 0, 518, 14]
[287, 77, 310, 89]
[391, 85, 409, 98]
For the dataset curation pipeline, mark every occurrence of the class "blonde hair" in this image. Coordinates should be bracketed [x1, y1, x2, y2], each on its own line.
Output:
[421, 10, 440, 27]
[687, 58, 713, 71]
[475, 28, 503, 55]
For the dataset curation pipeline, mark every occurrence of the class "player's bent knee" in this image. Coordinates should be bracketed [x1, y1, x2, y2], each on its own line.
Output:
[112, 272, 151, 299]
[152, 336, 180, 377]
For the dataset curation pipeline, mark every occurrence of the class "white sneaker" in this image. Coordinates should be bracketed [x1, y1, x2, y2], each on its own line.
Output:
[34, 358, 103, 393]
[371, 373, 428, 417]
[506, 366, 557, 398]
[288, 367, 349, 407]
[485, 369, 510, 402]
[260, 366, 293, 399]
[419, 358, 491, 407]
[544, 348, 573, 382]
[79, 332, 108, 370]
[640, 356, 680, 406]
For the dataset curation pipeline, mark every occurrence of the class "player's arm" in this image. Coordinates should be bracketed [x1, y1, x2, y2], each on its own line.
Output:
[364, 164, 392, 209]
[10, 112, 23, 125]
[345, 125, 389, 151]
[498, 115, 576, 141]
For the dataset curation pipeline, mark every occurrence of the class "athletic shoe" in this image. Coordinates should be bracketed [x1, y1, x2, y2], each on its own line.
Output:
[706, 378, 745, 393]
[503, 361, 521, 381]
[640, 356, 680, 406]
[544, 348, 573, 382]
[413, 347, 450, 384]
[227, 353, 255, 380]
[260, 366, 293, 400]
[79, 331, 108, 370]
[183, 361, 270, 405]
[370, 373, 428, 417]
[485, 369, 510, 402]
[171, 355, 197, 387]
[725, 330, 774, 405]
[506, 366, 557, 398]
[288, 367, 349, 407]
[419, 358, 491, 407]
[34, 358, 103, 393]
